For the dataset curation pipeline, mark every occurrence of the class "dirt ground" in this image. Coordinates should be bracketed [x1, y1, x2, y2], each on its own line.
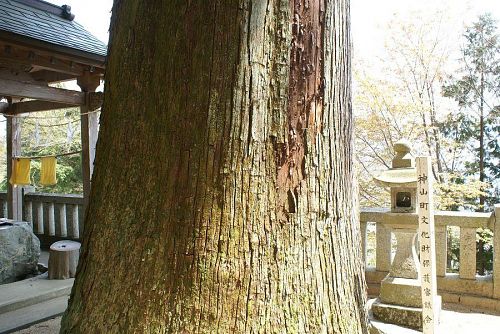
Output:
[13, 317, 61, 334]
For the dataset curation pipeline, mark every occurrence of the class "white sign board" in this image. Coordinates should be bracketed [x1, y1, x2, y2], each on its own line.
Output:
[416, 156, 438, 333]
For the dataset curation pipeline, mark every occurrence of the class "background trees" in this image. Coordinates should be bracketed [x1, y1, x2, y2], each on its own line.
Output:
[442, 14, 500, 275]
[354, 12, 499, 275]
[442, 13, 500, 211]
[355, 12, 498, 212]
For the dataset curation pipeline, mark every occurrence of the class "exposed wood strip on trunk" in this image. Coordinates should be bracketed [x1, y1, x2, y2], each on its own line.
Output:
[275, 0, 325, 222]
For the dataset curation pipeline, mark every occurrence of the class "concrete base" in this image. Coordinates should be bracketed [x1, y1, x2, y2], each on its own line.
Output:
[0, 295, 67, 333]
[371, 296, 442, 331]
[380, 276, 422, 308]
[372, 298, 423, 330]
[0, 272, 72, 333]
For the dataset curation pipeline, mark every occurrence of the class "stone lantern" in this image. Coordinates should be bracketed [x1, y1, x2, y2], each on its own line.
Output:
[370, 140, 441, 329]
[375, 140, 417, 213]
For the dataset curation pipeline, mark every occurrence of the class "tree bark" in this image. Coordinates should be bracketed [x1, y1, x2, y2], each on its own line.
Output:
[61, 1, 368, 333]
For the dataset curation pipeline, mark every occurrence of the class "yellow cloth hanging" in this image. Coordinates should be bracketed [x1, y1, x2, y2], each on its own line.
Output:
[9, 158, 31, 185]
[40, 156, 57, 186]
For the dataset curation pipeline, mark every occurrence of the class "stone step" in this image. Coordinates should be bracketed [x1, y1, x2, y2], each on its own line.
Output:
[0, 274, 73, 314]
[0, 295, 67, 333]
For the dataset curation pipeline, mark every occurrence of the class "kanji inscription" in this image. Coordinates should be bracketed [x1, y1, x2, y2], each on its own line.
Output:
[417, 156, 438, 333]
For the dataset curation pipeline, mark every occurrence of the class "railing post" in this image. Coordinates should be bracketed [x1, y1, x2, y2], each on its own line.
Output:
[59, 204, 67, 237]
[24, 200, 33, 229]
[71, 205, 79, 239]
[48, 202, 55, 236]
[459, 227, 477, 280]
[36, 202, 44, 234]
[21, 186, 35, 229]
[78, 73, 100, 218]
[435, 226, 447, 277]
[360, 221, 367, 266]
[376, 223, 392, 272]
[493, 205, 500, 298]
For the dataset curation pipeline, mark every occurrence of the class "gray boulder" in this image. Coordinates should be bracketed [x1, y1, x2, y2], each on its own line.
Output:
[0, 221, 40, 284]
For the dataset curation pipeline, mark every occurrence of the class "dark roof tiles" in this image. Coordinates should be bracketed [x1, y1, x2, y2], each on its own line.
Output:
[0, 0, 107, 57]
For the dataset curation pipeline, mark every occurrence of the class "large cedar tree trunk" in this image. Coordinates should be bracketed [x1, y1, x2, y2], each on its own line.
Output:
[61, 0, 368, 333]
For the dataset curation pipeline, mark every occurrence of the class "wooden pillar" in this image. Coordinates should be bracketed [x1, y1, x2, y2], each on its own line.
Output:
[79, 93, 92, 206]
[6, 103, 22, 220]
[77, 72, 100, 211]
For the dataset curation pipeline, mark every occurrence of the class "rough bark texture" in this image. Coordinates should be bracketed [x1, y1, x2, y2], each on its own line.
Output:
[61, 0, 368, 333]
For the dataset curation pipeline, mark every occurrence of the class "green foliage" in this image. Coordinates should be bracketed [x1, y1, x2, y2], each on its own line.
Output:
[434, 173, 488, 211]
[0, 107, 85, 194]
[446, 226, 494, 276]
[441, 14, 500, 210]
[27, 147, 83, 194]
[476, 228, 494, 275]
[446, 226, 460, 272]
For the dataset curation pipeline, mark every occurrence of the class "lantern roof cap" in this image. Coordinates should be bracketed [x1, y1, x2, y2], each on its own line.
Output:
[373, 168, 417, 187]
[373, 139, 417, 187]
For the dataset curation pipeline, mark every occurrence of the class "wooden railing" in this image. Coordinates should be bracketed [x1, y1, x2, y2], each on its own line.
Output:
[361, 205, 500, 311]
[0, 191, 84, 242]
[23, 193, 84, 240]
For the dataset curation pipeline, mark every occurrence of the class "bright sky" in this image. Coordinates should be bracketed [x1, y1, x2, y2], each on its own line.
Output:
[351, 0, 500, 61]
[48, 0, 113, 45]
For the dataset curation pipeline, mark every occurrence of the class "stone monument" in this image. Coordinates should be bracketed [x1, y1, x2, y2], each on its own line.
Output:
[370, 140, 441, 330]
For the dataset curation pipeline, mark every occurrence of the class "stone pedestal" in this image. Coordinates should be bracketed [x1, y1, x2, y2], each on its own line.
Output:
[371, 298, 422, 330]
[389, 229, 419, 279]
[371, 296, 442, 330]
[372, 227, 442, 330]
[379, 228, 422, 309]
[380, 277, 421, 308]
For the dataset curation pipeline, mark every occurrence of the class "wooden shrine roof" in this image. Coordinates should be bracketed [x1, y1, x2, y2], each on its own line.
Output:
[0, 0, 107, 63]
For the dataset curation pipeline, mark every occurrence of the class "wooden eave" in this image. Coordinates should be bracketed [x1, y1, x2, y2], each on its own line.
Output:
[0, 31, 105, 83]
[0, 30, 105, 67]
